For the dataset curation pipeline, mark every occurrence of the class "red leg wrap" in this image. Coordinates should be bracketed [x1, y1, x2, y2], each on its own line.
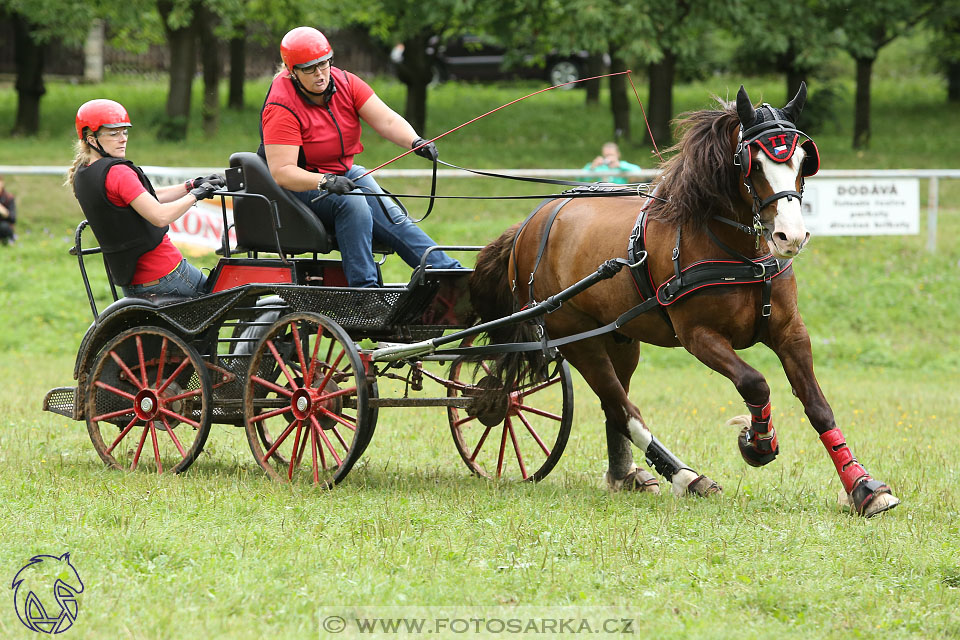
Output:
[738, 401, 779, 466]
[820, 428, 869, 494]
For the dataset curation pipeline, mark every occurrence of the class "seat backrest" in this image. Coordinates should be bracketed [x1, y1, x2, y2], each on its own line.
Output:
[229, 151, 333, 255]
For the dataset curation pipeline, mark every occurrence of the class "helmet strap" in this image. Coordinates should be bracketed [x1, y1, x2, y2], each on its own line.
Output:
[291, 70, 337, 102]
[88, 133, 113, 158]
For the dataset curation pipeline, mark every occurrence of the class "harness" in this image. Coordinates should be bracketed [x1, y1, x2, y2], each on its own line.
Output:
[509, 184, 793, 351]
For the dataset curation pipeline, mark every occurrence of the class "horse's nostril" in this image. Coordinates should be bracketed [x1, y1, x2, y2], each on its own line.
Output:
[774, 232, 788, 243]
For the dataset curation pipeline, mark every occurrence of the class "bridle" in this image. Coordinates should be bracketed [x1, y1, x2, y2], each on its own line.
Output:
[733, 105, 818, 244]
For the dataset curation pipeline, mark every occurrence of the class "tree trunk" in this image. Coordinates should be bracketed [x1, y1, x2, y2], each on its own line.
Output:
[395, 32, 433, 135]
[229, 25, 246, 110]
[948, 60, 960, 103]
[584, 54, 604, 105]
[609, 46, 629, 142]
[853, 55, 874, 149]
[11, 14, 45, 136]
[84, 20, 105, 84]
[646, 49, 676, 147]
[158, 0, 198, 140]
[197, 4, 220, 136]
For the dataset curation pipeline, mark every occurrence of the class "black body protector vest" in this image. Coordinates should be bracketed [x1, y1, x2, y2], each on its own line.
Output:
[73, 158, 166, 286]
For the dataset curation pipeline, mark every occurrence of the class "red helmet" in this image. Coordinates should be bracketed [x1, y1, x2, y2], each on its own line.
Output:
[280, 27, 333, 69]
[75, 99, 132, 140]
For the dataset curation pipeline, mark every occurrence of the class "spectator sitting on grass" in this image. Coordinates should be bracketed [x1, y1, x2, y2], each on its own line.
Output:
[0, 175, 16, 245]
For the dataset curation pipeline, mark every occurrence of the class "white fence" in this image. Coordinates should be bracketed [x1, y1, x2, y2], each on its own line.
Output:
[3, 166, 956, 252]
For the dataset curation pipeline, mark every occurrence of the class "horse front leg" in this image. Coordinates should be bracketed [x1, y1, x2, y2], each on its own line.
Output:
[771, 322, 900, 517]
[681, 327, 781, 468]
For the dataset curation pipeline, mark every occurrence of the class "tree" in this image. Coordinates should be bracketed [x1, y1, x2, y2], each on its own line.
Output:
[828, 0, 935, 148]
[347, 0, 478, 135]
[0, 0, 94, 135]
[927, 4, 960, 102]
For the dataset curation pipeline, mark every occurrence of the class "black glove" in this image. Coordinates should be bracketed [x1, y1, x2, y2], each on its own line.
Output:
[190, 182, 218, 200]
[320, 173, 357, 195]
[189, 173, 225, 189]
[412, 137, 439, 162]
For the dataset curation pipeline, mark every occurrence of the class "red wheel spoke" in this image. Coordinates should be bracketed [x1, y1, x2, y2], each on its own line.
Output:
[469, 425, 494, 462]
[130, 423, 150, 471]
[305, 326, 324, 386]
[496, 423, 508, 479]
[162, 387, 204, 403]
[317, 406, 357, 430]
[92, 406, 135, 422]
[250, 375, 294, 398]
[316, 386, 357, 402]
[295, 424, 310, 465]
[263, 419, 299, 462]
[287, 422, 303, 480]
[506, 417, 528, 479]
[135, 335, 148, 387]
[106, 415, 140, 454]
[519, 376, 559, 396]
[516, 411, 551, 456]
[480, 361, 494, 376]
[248, 405, 292, 424]
[313, 349, 346, 398]
[330, 424, 349, 450]
[266, 337, 300, 390]
[93, 380, 136, 402]
[312, 416, 343, 466]
[161, 416, 187, 458]
[108, 351, 145, 392]
[517, 404, 562, 421]
[290, 323, 309, 384]
[453, 413, 477, 428]
[155, 337, 169, 388]
[148, 420, 163, 474]
[159, 407, 200, 429]
[310, 420, 320, 483]
[156, 358, 191, 395]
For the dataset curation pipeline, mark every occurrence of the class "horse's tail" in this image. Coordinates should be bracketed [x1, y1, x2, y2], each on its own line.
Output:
[468, 223, 548, 392]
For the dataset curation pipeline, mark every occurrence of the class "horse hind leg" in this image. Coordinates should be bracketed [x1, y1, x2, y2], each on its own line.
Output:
[604, 420, 660, 494]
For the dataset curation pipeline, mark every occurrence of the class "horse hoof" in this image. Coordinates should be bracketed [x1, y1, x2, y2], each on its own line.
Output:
[730, 417, 779, 467]
[685, 473, 722, 497]
[837, 480, 900, 517]
[605, 465, 660, 495]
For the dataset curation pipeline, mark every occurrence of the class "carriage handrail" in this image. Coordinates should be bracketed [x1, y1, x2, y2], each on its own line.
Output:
[412, 245, 484, 286]
[211, 190, 288, 264]
[371, 254, 646, 362]
[72, 220, 120, 320]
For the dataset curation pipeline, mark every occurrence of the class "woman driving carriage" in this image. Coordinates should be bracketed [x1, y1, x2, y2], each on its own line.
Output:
[260, 26, 462, 288]
[67, 99, 224, 299]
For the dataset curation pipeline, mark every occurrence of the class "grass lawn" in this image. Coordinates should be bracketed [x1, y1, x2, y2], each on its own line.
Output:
[1, 46, 959, 637]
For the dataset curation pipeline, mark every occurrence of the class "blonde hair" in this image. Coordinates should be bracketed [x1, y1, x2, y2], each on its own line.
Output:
[64, 132, 100, 187]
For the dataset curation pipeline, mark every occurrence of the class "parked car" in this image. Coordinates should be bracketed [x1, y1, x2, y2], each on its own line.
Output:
[392, 35, 601, 89]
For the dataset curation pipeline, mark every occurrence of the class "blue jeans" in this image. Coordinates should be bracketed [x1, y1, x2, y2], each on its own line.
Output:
[292, 165, 462, 287]
[122, 259, 207, 299]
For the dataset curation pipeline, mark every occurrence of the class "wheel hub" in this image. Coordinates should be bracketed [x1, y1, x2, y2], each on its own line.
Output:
[468, 375, 511, 427]
[291, 388, 313, 420]
[134, 389, 160, 420]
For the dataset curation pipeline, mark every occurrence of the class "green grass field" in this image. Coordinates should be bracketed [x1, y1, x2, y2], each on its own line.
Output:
[1, 49, 959, 638]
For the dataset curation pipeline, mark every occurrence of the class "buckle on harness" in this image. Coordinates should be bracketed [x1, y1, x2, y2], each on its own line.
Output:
[761, 303, 772, 317]
[753, 262, 767, 278]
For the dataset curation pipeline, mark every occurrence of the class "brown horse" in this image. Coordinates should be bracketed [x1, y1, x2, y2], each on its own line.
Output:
[470, 83, 899, 517]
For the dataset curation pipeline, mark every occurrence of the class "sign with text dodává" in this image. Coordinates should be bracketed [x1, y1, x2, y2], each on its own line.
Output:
[801, 179, 919, 236]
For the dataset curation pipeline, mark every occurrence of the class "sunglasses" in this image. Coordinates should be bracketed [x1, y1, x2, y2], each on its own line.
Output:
[296, 59, 333, 75]
[99, 128, 130, 139]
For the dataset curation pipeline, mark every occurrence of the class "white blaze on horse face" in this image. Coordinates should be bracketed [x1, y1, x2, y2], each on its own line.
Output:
[756, 147, 810, 258]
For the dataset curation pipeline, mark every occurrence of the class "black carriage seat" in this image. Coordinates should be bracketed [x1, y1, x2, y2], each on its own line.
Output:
[228, 151, 393, 257]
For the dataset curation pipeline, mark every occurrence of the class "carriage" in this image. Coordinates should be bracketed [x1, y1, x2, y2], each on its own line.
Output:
[43, 83, 900, 517]
[42, 150, 577, 486]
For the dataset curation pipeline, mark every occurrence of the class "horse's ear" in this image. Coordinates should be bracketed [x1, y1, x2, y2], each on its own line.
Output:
[736, 85, 756, 127]
[782, 81, 807, 122]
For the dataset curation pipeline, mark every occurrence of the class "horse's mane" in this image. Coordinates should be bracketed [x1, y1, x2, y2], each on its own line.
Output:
[645, 99, 743, 226]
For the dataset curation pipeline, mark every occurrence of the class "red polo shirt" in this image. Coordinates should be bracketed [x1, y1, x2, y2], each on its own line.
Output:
[260, 68, 375, 175]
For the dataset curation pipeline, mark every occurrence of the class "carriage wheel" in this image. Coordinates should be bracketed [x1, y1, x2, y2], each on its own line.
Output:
[447, 341, 573, 482]
[243, 312, 375, 486]
[85, 327, 213, 474]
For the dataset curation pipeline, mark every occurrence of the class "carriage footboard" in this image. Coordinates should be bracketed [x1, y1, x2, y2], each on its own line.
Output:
[43, 386, 83, 420]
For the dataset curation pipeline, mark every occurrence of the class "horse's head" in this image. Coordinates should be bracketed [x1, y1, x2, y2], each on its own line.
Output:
[734, 82, 820, 258]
